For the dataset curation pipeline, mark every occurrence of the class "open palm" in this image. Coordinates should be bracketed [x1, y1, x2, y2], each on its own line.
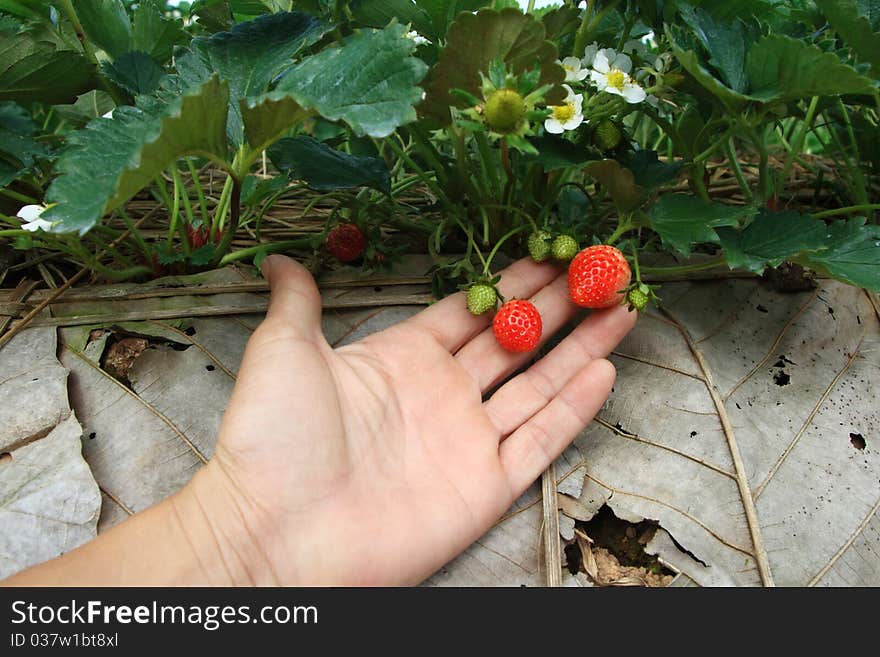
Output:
[209, 254, 636, 585]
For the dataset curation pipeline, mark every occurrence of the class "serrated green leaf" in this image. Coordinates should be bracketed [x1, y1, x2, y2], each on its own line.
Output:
[617, 150, 683, 191]
[239, 94, 308, 155]
[0, 26, 95, 104]
[0, 100, 36, 135]
[188, 243, 217, 266]
[131, 0, 188, 63]
[75, 0, 132, 60]
[43, 76, 230, 235]
[176, 11, 330, 146]
[351, 0, 434, 39]
[540, 4, 580, 41]
[746, 35, 876, 102]
[273, 23, 428, 137]
[815, 0, 880, 79]
[717, 210, 828, 273]
[103, 51, 166, 96]
[796, 217, 880, 291]
[679, 5, 759, 93]
[52, 90, 116, 127]
[666, 24, 752, 110]
[585, 159, 643, 213]
[421, 8, 564, 124]
[267, 136, 391, 193]
[649, 194, 754, 256]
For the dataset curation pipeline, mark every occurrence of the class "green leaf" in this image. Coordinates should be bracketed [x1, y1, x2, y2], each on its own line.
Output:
[584, 159, 643, 213]
[43, 76, 230, 235]
[103, 51, 166, 96]
[188, 243, 217, 266]
[717, 210, 828, 273]
[746, 35, 876, 102]
[0, 25, 95, 104]
[421, 8, 564, 124]
[0, 129, 45, 185]
[418, 0, 490, 41]
[131, 0, 188, 63]
[649, 194, 754, 256]
[540, 4, 580, 42]
[273, 23, 428, 137]
[666, 24, 752, 110]
[0, 100, 36, 135]
[267, 136, 391, 193]
[176, 11, 330, 145]
[521, 135, 594, 171]
[52, 90, 116, 127]
[678, 5, 759, 93]
[815, 0, 880, 79]
[75, 0, 133, 60]
[796, 217, 880, 291]
[239, 94, 308, 155]
[617, 150, 683, 191]
[351, 0, 434, 39]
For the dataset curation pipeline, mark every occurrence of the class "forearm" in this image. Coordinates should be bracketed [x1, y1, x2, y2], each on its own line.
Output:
[2, 464, 275, 587]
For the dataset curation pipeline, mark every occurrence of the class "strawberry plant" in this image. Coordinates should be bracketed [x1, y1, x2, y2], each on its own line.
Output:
[0, 0, 877, 302]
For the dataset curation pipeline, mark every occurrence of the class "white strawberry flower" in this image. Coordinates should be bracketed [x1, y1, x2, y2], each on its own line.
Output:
[590, 48, 647, 104]
[560, 56, 589, 83]
[581, 42, 599, 68]
[16, 204, 55, 232]
[544, 84, 584, 134]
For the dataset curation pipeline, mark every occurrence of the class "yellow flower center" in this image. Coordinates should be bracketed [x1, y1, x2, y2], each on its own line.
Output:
[606, 69, 626, 90]
[552, 103, 575, 122]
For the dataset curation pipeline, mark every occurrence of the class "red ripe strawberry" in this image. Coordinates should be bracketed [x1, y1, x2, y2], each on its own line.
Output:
[568, 245, 631, 309]
[326, 223, 366, 262]
[493, 299, 542, 353]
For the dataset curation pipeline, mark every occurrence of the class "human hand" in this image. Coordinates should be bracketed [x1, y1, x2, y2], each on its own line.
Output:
[193, 254, 637, 585]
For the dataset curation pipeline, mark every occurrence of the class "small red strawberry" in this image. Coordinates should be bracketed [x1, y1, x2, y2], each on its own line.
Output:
[326, 223, 366, 262]
[493, 299, 542, 352]
[568, 245, 631, 309]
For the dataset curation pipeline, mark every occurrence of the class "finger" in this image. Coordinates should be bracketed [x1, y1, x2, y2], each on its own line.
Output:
[260, 254, 324, 341]
[500, 359, 616, 495]
[483, 304, 636, 437]
[456, 271, 575, 392]
[405, 257, 559, 352]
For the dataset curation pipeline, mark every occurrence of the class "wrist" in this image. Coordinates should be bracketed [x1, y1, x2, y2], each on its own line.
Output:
[169, 461, 280, 586]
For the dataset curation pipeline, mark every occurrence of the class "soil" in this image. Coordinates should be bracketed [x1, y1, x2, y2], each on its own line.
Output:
[565, 505, 675, 587]
[100, 336, 149, 384]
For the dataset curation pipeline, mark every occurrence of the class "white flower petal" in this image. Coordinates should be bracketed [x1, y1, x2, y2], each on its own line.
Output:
[622, 83, 647, 104]
[21, 217, 54, 232]
[16, 204, 45, 222]
[544, 118, 564, 134]
[603, 85, 624, 98]
[592, 50, 611, 73]
[561, 114, 584, 131]
[102, 109, 114, 119]
[590, 70, 608, 89]
[582, 43, 599, 67]
[612, 52, 633, 74]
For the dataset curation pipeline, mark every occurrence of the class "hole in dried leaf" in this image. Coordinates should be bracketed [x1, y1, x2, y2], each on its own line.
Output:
[850, 433, 866, 450]
[756, 304, 768, 313]
[205, 364, 215, 372]
[101, 336, 150, 386]
[373, 286, 383, 292]
[568, 505, 674, 587]
[184, 326, 197, 336]
[773, 370, 791, 386]
[0, 452, 11, 464]
[88, 432, 96, 440]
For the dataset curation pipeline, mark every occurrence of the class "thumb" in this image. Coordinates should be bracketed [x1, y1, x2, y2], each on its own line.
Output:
[260, 254, 323, 340]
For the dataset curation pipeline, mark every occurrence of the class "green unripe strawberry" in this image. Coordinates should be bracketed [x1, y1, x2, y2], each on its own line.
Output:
[593, 119, 623, 151]
[551, 235, 578, 262]
[484, 89, 526, 134]
[627, 287, 649, 311]
[527, 230, 552, 262]
[466, 284, 498, 315]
